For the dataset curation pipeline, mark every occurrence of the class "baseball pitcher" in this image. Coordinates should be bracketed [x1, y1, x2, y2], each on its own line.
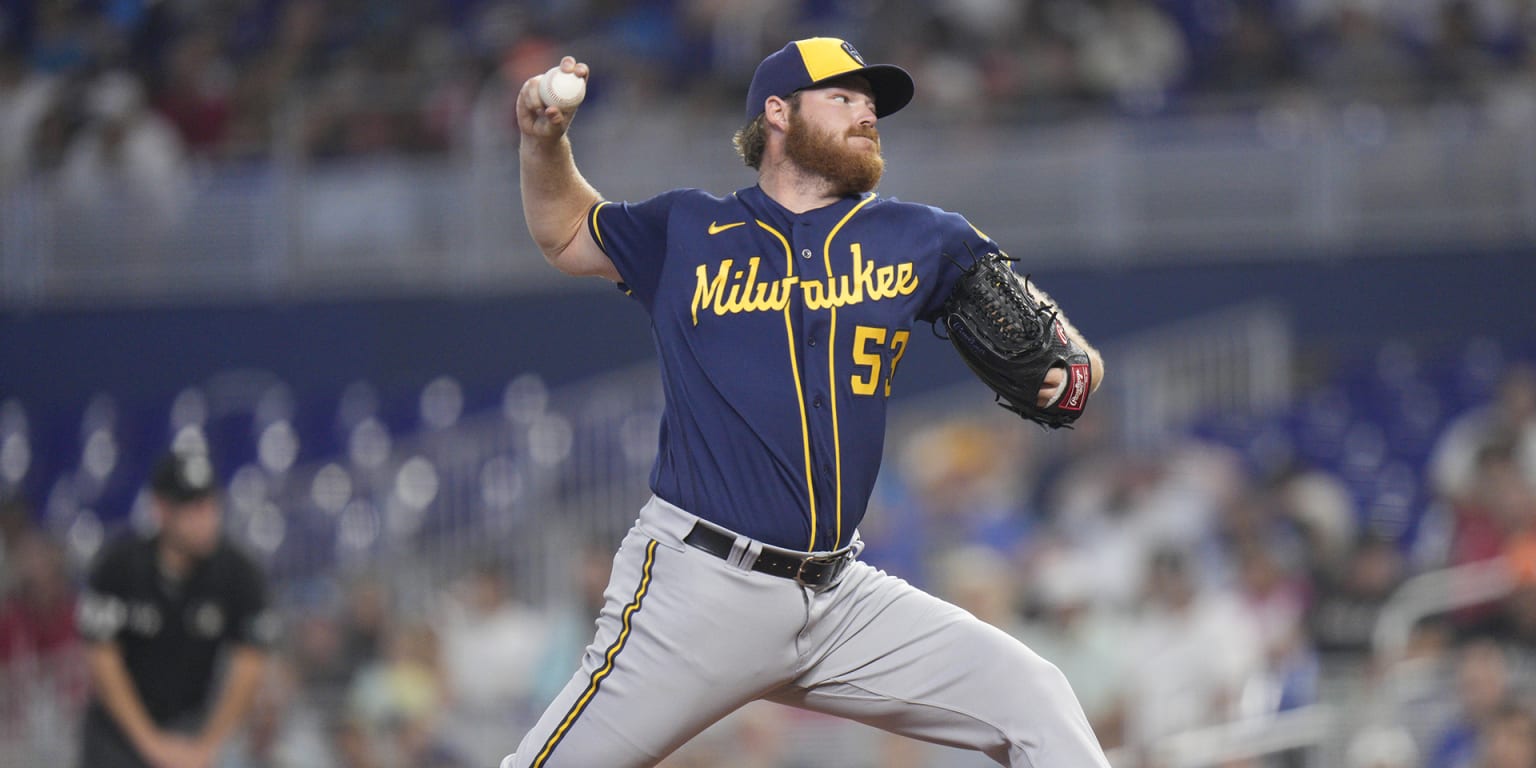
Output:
[506, 37, 1111, 767]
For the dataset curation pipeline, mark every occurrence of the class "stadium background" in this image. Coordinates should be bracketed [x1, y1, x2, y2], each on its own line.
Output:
[2, 0, 1535, 766]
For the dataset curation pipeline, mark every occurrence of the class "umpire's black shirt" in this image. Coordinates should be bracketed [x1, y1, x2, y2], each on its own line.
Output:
[78, 532, 276, 730]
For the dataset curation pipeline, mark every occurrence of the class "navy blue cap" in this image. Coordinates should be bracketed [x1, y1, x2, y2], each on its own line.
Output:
[745, 38, 914, 122]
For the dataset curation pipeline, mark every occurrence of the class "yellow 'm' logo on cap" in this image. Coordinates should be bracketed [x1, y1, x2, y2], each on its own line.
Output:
[794, 38, 866, 83]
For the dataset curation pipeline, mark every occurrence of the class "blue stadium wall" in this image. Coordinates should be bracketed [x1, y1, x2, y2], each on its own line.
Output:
[2, 248, 1532, 519]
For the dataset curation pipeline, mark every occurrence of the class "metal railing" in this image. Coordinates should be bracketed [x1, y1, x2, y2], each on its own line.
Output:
[227, 367, 663, 605]
[1110, 553, 1531, 768]
[1107, 705, 1338, 768]
[1105, 301, 1293, 449]
[1373, 555, 1518, 660]
[4, 91, 1535, 309]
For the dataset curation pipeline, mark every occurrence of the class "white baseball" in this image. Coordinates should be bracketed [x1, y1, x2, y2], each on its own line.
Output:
[538, 67, 586, 110]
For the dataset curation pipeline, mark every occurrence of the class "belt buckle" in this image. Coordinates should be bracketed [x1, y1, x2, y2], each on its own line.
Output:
[795, 552, 847, 588]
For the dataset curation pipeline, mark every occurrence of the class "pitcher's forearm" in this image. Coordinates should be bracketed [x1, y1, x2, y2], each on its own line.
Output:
[520, 135, 602, 263]
[1025, 279, 1105, 392]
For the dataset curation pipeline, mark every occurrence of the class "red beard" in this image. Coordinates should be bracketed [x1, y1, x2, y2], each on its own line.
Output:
[784, 108, 884, 197]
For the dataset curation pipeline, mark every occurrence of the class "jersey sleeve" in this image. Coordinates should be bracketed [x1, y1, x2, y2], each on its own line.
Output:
[224, 550, 278, 649]
[915, 208, 1007, 324]
[76, 538, 133, 643]
[586, 189, 691, 308]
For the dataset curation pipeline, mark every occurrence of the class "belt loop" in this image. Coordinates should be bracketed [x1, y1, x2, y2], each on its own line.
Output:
[728, 537, 761, 570]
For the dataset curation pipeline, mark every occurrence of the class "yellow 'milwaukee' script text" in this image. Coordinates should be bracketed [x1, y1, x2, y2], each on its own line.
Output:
[691, 244, 918, 325]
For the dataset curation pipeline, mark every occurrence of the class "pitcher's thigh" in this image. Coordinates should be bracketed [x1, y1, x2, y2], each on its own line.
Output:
[780, 575, 1109, 767]
[503, 536, 805, 768]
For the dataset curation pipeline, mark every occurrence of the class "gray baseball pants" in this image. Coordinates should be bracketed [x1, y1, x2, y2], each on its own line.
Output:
[501, 496, 1110, 767]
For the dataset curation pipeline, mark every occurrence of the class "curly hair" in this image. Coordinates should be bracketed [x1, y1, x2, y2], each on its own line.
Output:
[732, 114, 768, 169]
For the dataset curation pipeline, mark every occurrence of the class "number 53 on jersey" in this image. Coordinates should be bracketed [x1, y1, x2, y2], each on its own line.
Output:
[851, 325, 909, 397]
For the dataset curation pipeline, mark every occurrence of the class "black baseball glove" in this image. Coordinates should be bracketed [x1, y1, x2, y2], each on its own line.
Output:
[938, 251, 1093, 428]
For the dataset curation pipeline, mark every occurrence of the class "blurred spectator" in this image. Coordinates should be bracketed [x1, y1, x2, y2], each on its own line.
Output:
[932, 545, 1027, 635]
[339, 622, 455, 768]
[1275, 467, 1359, 576]
[1312, 536, 1408, 660]
[436, 560, 551, 766]
[533, 539, 614, 706]
[25, 1, 98, 75]
[1077, 0, 1189, 104]
[152, 29, 234, 160]
[1303, 5, 1420, 100]
[0, 494, 36, 583]
[1234, 539, 1320, 712]
[338, 575, 392, 683]
[1006, 2, 1084, 107]
[1051, 442, 1244, 606]
[289, 608, 354, 706]
[1476, 701, 1536, 768]
[0, 532, 84, 768]
[1120, 547, 1265, 747]
[1439, 440, 1536, 636]
[1202, 2, 1298, 95]
[0, 45, 60, 190]
[1430, 364, 1536, 507]
[58, 70, 191, 235]
[1049, 452, 1160, 606]
[901, 17, 989, 114]
[893, 418, 1037, 563]
[1425, 640, 1519, 768]
[1375, 618, 1460, 756]
[1443, 442, 1513, 569]
[0, 532, 79, 666]
[0, 0, 1528, 170]
[1422, 0, 1503, 97]
[228, 656, 333, 768]
[1014, 548, 1129, 747]
[215, 0, 325, 159]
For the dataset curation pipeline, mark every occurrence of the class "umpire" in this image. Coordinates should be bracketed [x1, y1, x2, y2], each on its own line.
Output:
[77, 449, 276, 768]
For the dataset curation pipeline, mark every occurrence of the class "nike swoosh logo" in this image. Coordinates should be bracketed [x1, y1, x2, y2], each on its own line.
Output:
[708, 221, 746, 235]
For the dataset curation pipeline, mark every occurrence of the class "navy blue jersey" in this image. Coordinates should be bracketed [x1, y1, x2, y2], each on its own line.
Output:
[589, 185, 999, 551]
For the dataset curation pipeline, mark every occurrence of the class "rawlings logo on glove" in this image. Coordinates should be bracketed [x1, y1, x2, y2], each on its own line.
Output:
[938, 251, 1093, 429]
